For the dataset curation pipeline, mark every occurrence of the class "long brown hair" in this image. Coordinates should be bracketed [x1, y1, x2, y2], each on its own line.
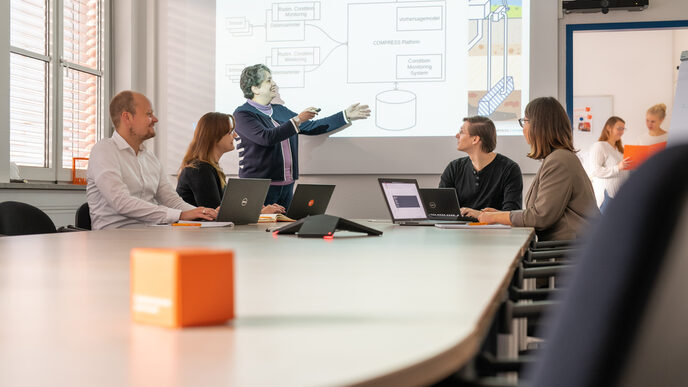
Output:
[524, 97, 576, 160]
[598, 116, 625, 153]
[180, 112, 235, 188]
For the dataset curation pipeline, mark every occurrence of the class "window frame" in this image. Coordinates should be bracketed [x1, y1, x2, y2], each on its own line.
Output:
[8, 0, 110, 182]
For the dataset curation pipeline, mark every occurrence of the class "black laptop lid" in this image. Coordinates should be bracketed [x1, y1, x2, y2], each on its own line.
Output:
[377, 178, 429, 222]
[419, 188, 461, 218]
[216, 178, 271, 224]
[286, 184, 335, 220]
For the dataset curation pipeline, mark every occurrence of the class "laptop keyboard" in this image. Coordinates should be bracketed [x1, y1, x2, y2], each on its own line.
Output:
[430, 215, 479, 222]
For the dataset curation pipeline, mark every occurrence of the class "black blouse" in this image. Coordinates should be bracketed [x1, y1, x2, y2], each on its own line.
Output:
[176, 161, 225, 208]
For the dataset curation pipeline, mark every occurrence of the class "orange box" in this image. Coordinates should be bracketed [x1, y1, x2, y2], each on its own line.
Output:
[130, 248, 234, 328]
[72, 157, 89, 185]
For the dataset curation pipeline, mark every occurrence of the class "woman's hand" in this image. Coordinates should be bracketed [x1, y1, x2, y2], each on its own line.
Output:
[478, 210, 512, 226]
[345, 103, 371, 121]
[618, 157, 631, 170]
[460, 207, 482, 218]
[180, 207, 217, 221]
[261, 204, 286, 214]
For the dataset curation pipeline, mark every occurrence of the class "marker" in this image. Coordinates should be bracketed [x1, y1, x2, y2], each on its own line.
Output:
[468, 222, 489, 226]
[172, 222, 202, 227]
[314, 108, 321, 113]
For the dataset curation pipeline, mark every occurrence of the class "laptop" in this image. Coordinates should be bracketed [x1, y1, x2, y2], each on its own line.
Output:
[285, 184, 336, 220]
[216, 178, 271, 225]
[378, 178, 470, 226]
[419, 188, 479, 222]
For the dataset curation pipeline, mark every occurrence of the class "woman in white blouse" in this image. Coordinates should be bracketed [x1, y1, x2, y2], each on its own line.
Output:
[589, 116, 631, 212]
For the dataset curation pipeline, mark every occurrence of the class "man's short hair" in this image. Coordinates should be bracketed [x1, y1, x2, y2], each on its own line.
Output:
[240, 64, 271, 99]
[463, 116, 497, 153]
[109, 91, 137, 129]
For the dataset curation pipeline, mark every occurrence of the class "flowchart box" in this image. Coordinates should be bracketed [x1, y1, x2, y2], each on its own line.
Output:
[348, 1, 445, 83]
[272, 47, 320, 66]
[396, 54, 443, 79]
[397, 6, 443, 31]
[266, 10, 305, 41]
[225, 64, 245, 82]
[272, 2, 321, 21]
[226, 17, 248, 32]
[272, 66, 305, 88]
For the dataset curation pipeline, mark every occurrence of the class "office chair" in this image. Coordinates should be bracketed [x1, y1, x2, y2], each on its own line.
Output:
[0, 201, 57, 236]
[527, 143, 688, 387]
[75, 202, 91, 230]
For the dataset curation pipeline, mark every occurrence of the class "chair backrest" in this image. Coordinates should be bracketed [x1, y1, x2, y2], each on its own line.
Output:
[75, 202, 91, 230]
[0, 201, 57, 236]
[527, 143, 688, 387]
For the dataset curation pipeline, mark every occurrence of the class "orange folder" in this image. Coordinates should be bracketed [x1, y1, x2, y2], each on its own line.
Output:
[130, 248, 234, 328]
[623, 141, 667, 170]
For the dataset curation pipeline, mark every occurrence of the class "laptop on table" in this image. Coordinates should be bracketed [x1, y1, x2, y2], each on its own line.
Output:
[419, 188, 479, 222]
[377, 178, 470, 226]
[216, 178, 271, 225]
[285, 184, 336, 220]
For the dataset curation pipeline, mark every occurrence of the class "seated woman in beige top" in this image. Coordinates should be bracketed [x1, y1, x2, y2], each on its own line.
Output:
[478, 97, 599, 241]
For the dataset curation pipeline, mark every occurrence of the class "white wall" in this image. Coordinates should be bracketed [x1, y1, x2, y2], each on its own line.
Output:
[573, 29, 683, 144]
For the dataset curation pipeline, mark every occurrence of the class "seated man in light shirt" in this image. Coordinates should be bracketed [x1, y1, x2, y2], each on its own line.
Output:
[87, 90, 217, 229]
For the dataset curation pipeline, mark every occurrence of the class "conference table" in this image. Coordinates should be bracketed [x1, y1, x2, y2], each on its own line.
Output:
[0, 221, 534, 386]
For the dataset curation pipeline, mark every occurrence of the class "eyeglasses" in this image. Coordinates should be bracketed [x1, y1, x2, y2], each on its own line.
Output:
[518, 118, 530, 128]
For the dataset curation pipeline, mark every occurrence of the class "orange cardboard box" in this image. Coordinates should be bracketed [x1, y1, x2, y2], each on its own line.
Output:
[130, 248, 234, 328]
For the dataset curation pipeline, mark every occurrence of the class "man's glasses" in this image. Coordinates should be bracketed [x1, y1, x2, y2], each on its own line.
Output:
[518, 118, 530, 128]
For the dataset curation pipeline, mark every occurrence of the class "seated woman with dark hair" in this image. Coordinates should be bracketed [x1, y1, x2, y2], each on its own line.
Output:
[478, 97, 599, 241]
[176, 112, 284, 213]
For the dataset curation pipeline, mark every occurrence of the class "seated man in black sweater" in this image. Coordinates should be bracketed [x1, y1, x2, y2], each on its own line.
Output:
[439, 116, 523, 218]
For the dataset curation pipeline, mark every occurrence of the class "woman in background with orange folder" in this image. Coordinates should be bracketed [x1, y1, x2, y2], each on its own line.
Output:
[639, 103, 668, 145]
[588, 116, 631, 212]
[176, 112, 284, 213]
[477, 97, 599, 241]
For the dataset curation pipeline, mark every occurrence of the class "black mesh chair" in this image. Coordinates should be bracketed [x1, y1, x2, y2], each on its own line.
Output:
[75, 202, 91, 230]
[0, 201, 57, 236]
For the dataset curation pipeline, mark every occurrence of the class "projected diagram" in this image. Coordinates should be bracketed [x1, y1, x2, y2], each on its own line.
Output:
[218, 0, 525, 136]
[223, 1, 446, 131]
[467, 0, 523, 121]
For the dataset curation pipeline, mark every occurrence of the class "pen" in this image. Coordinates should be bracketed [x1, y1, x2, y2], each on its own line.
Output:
[172, 222, 202, 226]
[468, 222, 489, 226]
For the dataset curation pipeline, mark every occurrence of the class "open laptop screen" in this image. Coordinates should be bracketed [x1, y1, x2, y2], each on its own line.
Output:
[378, 179, 427, 221]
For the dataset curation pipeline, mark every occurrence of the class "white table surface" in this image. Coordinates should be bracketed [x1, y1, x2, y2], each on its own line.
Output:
[0, 222, 533, 387]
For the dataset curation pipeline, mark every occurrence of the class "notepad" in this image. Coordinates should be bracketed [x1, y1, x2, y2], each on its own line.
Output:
[149, 221, 234, 228]
[177, 220, 234, 228]
[258, 213, 296, 222]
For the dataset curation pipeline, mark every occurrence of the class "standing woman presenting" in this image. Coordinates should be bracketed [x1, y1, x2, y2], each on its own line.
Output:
[638, 103, 668, 145]
[588, 116, 631, 212]
[478, 97, 599, 241]
[233, 64, 371, 208]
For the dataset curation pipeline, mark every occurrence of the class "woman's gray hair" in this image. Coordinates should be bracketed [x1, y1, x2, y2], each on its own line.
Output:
[240, 64, 271, 99]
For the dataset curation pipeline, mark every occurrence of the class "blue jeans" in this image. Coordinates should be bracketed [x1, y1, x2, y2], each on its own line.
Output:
[599, 190, 612, 213]
[265, 182, 294, 208]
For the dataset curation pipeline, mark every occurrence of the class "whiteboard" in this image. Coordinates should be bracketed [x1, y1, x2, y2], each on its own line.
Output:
[572, 95, 613, 171]
[669, 59, 688, 146]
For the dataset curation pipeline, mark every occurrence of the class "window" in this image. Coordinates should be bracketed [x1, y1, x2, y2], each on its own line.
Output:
[9, 0, 107, 181]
